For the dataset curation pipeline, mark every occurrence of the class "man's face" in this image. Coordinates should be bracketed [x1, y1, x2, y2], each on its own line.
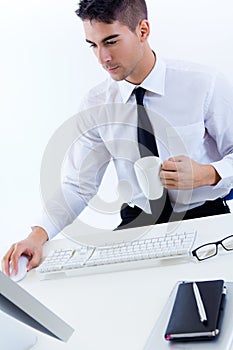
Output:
[83, 20, 146, 84]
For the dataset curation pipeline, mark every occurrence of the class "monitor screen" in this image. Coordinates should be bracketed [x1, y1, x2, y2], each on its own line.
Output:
[0, 271, 74, 342]
[0, 311, 38, 350]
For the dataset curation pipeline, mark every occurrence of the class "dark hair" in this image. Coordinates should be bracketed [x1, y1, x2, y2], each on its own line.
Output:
[76, 0, 148, 32]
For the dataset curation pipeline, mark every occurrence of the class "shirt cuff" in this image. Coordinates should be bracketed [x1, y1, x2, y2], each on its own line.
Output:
[210, 160, 233, 192]
[31, 212, 61, 240]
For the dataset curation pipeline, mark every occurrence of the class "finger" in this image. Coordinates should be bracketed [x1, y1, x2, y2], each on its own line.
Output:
[10, 241, 31, 274]
[161, 176, 182, 189]
[10, 249, 25, 275]
[28, 249, 42, 270]
[161, 180, 178, 189]
[161, 160, 178, 172]
[160, 170, 179, 181]
[1, 244, 15, 276]
[160, 171, 180, 189]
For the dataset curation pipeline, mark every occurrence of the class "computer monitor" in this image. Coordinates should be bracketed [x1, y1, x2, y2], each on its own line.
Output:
[0, 271, 74, 343]
[0, 311, 38, 350]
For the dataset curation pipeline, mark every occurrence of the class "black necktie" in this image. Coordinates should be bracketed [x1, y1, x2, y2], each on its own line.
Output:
[135, 87, 172, 223]
[135, 87, 159, 157]
[117, 87, 173, 230]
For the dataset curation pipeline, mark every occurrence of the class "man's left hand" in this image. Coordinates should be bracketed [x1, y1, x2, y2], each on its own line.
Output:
[160, 155, 221, 190]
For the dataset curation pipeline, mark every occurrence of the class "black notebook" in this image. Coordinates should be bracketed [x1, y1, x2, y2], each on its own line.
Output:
[164, 280, 226, 341]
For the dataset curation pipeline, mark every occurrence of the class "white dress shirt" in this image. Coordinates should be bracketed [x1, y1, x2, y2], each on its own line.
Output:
[36, 56, 233, 239]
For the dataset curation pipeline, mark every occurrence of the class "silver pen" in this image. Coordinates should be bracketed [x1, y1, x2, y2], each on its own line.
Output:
[192, 282, 208, 323]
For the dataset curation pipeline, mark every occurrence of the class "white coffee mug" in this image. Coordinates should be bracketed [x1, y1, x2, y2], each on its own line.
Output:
[134, 156, 163, 200]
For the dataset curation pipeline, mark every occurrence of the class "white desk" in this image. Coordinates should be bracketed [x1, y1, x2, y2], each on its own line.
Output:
[2, 213, 233, 350]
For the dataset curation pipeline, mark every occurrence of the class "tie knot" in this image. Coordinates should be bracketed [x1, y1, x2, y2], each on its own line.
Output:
[134, 87, 146, 106]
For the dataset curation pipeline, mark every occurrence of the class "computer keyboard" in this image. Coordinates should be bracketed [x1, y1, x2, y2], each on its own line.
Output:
[36, 230, 196, 280]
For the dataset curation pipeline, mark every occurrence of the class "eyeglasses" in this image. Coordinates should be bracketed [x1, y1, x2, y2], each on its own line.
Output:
[192, 235, 233, 261]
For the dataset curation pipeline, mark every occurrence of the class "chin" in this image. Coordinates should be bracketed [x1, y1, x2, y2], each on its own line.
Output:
[111, 76, 123, 81]
[110, 73, 128, 82]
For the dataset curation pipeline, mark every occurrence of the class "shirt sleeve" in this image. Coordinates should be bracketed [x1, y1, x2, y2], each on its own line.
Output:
[205, 72, 233, 194]
[34, 107, 112, 240]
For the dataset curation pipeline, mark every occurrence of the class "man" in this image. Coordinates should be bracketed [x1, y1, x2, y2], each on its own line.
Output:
[2, 0, 233, 275]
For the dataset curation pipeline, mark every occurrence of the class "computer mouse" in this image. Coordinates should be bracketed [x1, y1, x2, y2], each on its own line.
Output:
[9, 255, 29, 282]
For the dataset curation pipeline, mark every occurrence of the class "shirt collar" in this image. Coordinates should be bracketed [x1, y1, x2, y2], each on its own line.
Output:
[117, 54, 166, 103]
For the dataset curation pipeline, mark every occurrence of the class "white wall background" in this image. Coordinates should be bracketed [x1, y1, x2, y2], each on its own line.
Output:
[0, 0, 233, 250]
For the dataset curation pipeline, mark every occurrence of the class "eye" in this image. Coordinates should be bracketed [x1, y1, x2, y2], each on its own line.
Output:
[89, 43, 97, 48]
[105, 40, 117, 46]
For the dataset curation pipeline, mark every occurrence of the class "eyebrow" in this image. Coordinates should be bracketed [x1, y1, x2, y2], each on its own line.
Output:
[86, 34, 120, 45]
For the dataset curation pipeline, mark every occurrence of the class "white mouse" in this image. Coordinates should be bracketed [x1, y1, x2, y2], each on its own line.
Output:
[9, 255, 29, 282]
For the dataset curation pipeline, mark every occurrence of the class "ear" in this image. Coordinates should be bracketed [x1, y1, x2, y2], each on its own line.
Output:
[137, 19, 150, 42]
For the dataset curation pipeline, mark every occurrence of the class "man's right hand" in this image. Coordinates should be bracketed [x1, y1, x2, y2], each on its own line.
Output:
[1, 226, 48, 276]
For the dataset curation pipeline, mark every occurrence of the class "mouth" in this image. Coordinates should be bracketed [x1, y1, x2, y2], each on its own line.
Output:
[106, 65, 119, 73]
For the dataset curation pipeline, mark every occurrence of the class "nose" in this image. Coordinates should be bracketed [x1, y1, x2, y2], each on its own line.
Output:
[96, 46, 111, 65]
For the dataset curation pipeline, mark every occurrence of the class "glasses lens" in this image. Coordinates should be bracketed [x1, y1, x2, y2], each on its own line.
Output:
[222, 236, 233, 250]
[195, 243, 217, 260]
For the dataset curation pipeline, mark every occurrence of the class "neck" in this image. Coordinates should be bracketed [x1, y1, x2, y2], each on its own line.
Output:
[126, 46, 156, 85]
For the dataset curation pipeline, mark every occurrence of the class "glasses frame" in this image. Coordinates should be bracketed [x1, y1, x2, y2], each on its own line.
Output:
[192, 234, 233, 261]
